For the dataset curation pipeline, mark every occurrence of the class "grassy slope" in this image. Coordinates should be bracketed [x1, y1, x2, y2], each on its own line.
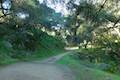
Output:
[57, 54, 120, 80]
[0, 32, 64, 65]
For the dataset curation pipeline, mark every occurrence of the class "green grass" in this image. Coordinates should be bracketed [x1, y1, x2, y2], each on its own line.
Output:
[57, 54, 120, 80]
[30, 47, 64, 60]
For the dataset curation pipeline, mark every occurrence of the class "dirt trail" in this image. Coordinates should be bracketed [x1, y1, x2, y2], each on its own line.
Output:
[0, 52, 75, 80]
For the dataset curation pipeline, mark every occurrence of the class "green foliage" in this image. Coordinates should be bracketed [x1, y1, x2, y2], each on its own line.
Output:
[0, 0, 120, 77]
[0, 0, 66, 65]
[0, 27, 64, 64]
[0, 39, 17, 64]
[57, 54, 120, 80]
[64, 1, 120, 75]
[11, 0, 65, 27]
[76, 48, 120, 74]
[0, 31, 64, 64]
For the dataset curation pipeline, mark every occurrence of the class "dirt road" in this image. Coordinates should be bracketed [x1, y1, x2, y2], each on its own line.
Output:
[0, 52, 75, 80]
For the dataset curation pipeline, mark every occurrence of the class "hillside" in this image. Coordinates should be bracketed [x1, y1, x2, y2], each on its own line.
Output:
[0, 30, 64, 65]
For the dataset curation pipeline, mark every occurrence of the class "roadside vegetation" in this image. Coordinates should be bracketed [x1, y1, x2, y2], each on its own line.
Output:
[0, 30, 64, 65]
[57, 52, 120, 80]
[0, 0, 120, 79]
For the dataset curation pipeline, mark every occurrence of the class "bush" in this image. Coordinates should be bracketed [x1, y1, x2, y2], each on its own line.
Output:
[76, 48, 120, 74]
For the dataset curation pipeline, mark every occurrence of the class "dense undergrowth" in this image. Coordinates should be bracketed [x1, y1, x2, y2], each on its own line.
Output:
[0, 30, 64, 65]
[75, 48, 120, 74]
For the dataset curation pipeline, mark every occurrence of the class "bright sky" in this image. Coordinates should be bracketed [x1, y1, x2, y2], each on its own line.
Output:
[37, 0, 104, 16]
[2, 0, 11, 9]
[16, 12, 29, 19]
[38, 0, 103, 16]
[38, 0, 75, 16]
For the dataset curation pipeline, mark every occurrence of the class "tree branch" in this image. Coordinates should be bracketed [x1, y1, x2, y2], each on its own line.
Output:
[0, 12, 12, 19]
[113, 18, 120, 27]
[93, 0, 108, 22]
